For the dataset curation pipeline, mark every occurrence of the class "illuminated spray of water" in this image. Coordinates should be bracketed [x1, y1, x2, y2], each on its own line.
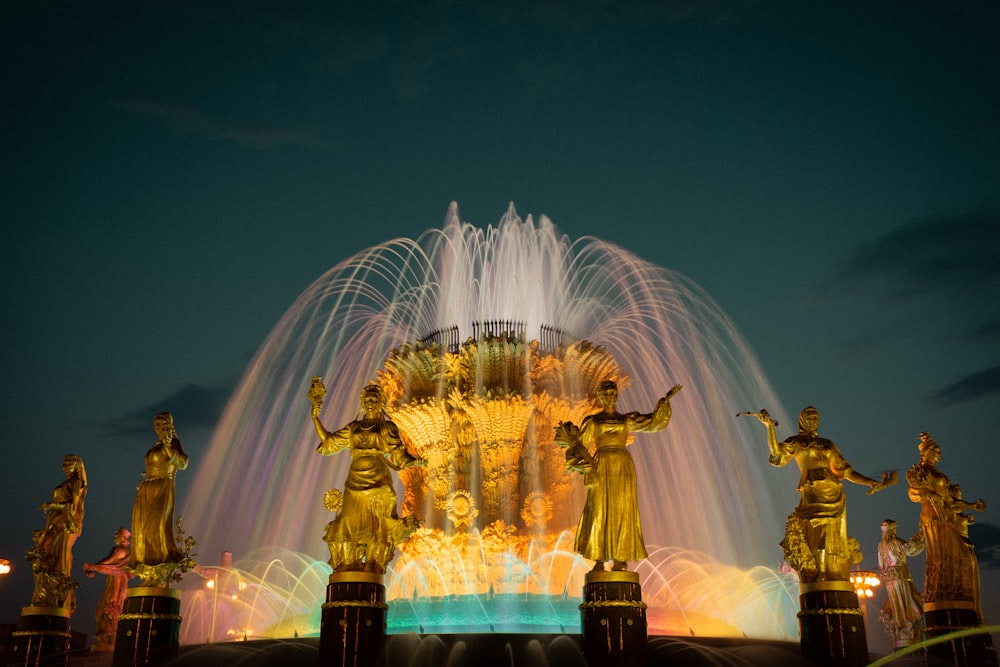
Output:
[179, 549, 330, 643]
[179, 545, 799, 641]
[180, 202, 797, 638]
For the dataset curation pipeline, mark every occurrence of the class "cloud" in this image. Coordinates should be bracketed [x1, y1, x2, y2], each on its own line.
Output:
[118, 100, 316, 148]
[972, 520, 1000, 570]
[928, 366, 1000, 406]
[827, 213, 1000, 351]
[380, 0, 751, 102]
[100, 383, 231, 439]
[824, 213, 1000, 406]
[832, 213, 1000, 302]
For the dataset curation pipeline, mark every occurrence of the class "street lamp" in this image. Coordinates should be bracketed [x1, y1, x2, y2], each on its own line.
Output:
[850, 568, 881, 636]
[850, 570, 881, 599]
[0, 558, 11, 576]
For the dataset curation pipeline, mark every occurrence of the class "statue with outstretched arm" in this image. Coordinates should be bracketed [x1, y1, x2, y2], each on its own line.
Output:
[84, 527, 132, 650]
[310, 379, 425, 573]
[750, 406, 896, 582]
[558, 381, 682, 572]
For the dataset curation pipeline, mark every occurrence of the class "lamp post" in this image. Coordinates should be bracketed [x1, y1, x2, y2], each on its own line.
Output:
[206, 573, 219, 642]
[850, 568, 881, 636]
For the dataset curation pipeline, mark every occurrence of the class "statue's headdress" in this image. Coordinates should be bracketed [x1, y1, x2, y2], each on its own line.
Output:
[798, 406, 819, 434]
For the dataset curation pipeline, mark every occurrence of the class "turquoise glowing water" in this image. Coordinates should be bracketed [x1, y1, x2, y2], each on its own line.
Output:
[179, 203, 797, 640]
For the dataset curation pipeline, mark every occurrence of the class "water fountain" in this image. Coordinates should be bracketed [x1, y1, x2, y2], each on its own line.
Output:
[179, 202, 797, 643]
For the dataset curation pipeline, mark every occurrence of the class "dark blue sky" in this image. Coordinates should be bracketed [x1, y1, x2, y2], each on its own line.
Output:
[2, 0, 999, 651]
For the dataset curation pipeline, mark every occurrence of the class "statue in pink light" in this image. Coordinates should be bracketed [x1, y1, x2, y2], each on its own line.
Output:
[84, 527, 132, 651]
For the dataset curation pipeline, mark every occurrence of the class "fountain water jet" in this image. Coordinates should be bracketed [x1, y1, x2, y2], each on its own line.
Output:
[179, 548, 329, 643]
[180, 202, 796, 640]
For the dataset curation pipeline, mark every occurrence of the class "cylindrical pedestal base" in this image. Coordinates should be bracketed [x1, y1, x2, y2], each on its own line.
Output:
[798, 582, 869, 666]
[112, 587, 181, 667]
[580, 571, 648, 667]
[924, 602, 999, 667]
[318, 571, 387, 667]
[7, 606, 71, 667]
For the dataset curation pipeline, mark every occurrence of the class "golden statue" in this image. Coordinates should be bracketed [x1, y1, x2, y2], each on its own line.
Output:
[129, 411, 194, 585]
[876, 519, 924, 644]
[27, 454, 88, 610]
[310, 379, 425, 573]
[83, 527, 132, 650]
[907, 432, 987, 619]
[557, 380, 681, 572]
[754, 406, 896, 582]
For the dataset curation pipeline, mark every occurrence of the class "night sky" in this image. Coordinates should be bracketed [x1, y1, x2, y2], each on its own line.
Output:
[2, 0, 999, 654]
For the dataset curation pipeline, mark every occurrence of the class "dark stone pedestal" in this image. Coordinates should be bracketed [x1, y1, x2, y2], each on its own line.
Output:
[318, 571, 387, 667]
[798, 581, 868, 666]
[112, 587, 182, 667]
[579, 570, 648, 667]
[7, 606, 71, 667]
[924, 602, 998, 666]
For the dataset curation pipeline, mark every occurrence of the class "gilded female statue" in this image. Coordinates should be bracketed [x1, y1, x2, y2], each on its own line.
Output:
[29, 454, 88, 610]
[907, 432, 986, 619]
[876, 519, 924, 644]
[129, 412, 189, 573]
[310, 380, 424, 573]
[559, 380, 681, 572]
[84, 527, 131, 650]
[754, 406, 895, 582]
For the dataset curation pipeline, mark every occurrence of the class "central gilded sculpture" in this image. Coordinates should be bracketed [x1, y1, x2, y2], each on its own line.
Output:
[368, 325, 634, 590]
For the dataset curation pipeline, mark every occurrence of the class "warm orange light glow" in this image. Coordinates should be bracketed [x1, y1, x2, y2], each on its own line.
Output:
[0, 558, 10, 576]
[850, 570, 881, 599]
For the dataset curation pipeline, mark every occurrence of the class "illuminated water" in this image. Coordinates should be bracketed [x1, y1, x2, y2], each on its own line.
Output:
[179, 545, 799, 642]
[180, 203, 796, 640]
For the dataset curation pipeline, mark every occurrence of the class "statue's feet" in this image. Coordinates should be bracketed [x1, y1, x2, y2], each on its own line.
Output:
[611, 560, 628, 571]
[590, 561, 606, 572]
